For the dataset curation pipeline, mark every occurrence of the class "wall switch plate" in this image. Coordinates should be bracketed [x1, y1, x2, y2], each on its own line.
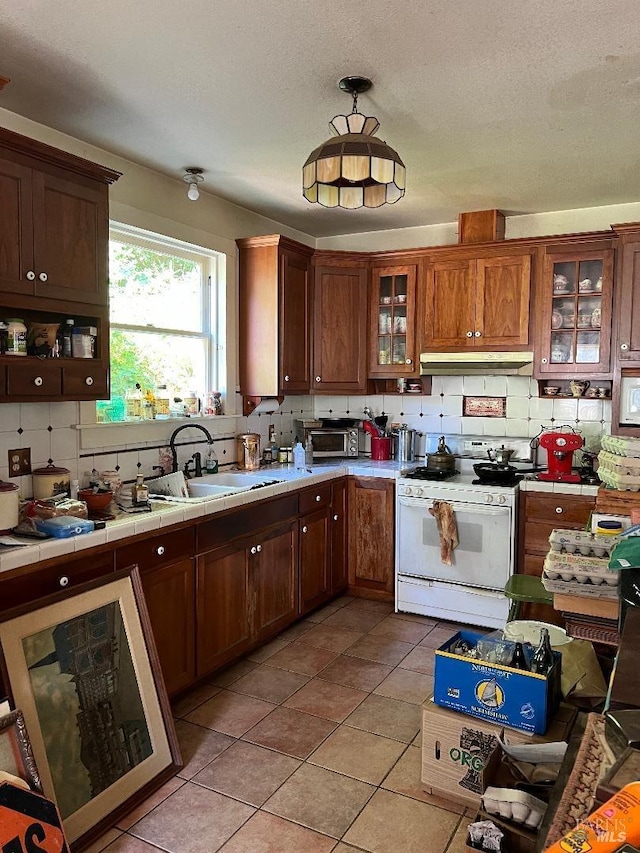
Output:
[8, 448, 31, 476]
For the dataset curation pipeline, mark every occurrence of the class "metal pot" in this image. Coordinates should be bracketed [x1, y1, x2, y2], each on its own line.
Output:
[487, 446, 516, 466]
[236, 433, 261, 470]
[426, 436, 456, 473]
[392, 425, 416, 462]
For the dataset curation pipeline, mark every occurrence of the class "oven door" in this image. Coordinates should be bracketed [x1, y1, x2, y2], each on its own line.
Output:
[396, 495, 513, 590]
[308, 429, 348, 457]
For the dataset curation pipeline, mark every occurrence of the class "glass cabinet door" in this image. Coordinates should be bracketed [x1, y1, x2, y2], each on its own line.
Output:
[369, 265, 417, 378]
[540, 249, 613, 376]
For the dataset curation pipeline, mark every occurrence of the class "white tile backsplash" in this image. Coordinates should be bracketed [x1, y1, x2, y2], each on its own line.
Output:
[484, 376, 508, 396]
[462, 375, 485, 395]
[442, 376, 464, 396]
[19, 402, 51, 432]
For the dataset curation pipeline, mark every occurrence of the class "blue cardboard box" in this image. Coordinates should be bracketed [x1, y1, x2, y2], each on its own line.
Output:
[433, 630, 561, 735]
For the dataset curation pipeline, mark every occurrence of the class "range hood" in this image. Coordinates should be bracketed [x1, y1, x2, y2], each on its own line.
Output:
[420, 351, 534, 376]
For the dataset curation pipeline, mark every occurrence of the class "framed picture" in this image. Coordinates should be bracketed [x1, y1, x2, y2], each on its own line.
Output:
[0, 709, 42, 792]
[0, 568, 181, 847]
[463, 396, 507, 418]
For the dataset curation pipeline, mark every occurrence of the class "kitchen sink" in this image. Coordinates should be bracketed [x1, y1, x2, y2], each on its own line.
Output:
[186, 482, 251, 498]
[199, 472, 285, 487]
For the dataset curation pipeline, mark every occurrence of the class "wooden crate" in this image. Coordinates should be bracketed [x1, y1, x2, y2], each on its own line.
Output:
[595, 486, 640, 516]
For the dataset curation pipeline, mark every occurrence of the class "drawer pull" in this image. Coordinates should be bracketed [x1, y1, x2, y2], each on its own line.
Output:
[315, 495, 321, 502]
[256, 544, 262, 553]
[58, 575, 70, 588]
[38, 272, 48, 282]
[33, 376, 43, 387]
[156, 545, 165, 555]
[333, 514, 339, 521]
[26, 270, 36, 281]
[250, 546, 257, 554]
[466, 331, 473, 338]
[405, 358, 413, 365]
[302, 525, 308, 534]
[555, 507, 563, 514]
[474, 330, 482, 338]
[315, 376, 322, 382]
[85, 376, 94, 386]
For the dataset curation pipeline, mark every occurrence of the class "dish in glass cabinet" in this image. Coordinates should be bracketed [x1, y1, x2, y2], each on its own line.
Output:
[551, 310, 563, 330]
[591, 306, 602, 328]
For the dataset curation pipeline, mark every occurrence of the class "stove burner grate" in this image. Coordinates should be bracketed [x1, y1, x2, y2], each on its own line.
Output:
[403, 467, 459, 481]
[471, 476, 523, 487]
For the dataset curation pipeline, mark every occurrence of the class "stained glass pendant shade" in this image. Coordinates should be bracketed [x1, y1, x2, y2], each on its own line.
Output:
[303, 76, 406, 209]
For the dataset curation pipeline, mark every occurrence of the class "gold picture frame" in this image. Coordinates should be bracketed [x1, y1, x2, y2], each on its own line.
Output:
[0, 567, 181, 848]
[0, 708, 42, 792]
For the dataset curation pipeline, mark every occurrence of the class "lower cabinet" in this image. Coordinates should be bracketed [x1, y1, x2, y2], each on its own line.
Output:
[517, 490, 595, 623]
[140, 558, 196, 696]
[330, 478, 348, 596]
[347, 477, 395, 599]
[299, 507, 330, 614]
[197, 517, 298, 675]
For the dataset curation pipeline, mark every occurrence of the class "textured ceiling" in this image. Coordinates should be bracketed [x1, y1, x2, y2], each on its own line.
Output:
[2, 0, 640, 237]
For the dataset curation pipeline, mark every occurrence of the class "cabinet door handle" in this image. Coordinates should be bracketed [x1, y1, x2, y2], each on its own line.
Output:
[541, 358, 548, 365]
[38, 272, 48, 282]
[26, 270, 36, 281]
[284, 374, 290, 382]
[256, 544, 262, 553]
[156, 545, 165, 555]
[474, 330, 482, 338]
[85, 376, 94, 386]
[555, 507, 564, 514]
[315, 376, 322, 382]
[315, 495, 321, 502]
[405, 358, 413, 365]
[621, 343, 629, 351]
[250, 546, 257, 554]
[466, 331, 473, 338]
[58, 575, 70, 588]
[302, 525, 308, 534]
[333, 514, 339, 521]
[33, 376, 43, 387]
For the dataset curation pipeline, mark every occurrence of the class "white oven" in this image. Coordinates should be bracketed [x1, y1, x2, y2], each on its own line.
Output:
[395, 471, 518, 629]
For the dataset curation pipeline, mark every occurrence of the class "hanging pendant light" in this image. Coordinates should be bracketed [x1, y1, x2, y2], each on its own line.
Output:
[303, 76, 405, 209]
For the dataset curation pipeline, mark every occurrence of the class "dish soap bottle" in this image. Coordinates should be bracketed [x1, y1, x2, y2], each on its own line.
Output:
[292, 440, 305, 470]
[205, 445, 219, 474]
[132, 473, 149, 506]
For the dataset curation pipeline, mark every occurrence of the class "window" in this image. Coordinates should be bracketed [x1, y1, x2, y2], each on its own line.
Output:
[97, 226, 224, 423]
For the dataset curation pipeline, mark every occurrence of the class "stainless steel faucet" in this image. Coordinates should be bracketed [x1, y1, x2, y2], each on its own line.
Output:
[169, 424, 214, 474]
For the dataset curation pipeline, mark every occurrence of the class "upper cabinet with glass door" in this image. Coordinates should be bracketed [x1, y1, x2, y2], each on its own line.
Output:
[369, 264, 418, 378]
[537, 247, 614, 377]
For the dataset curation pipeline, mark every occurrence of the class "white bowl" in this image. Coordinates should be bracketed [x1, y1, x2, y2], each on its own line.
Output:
[505, 620, 572, 646]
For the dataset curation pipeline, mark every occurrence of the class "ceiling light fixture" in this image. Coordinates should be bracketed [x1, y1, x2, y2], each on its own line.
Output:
[303, 76, 405, 209]
[183, 167, 204, 201]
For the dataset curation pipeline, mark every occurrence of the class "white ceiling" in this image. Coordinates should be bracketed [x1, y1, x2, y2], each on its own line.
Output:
[2, 0, 640, 238]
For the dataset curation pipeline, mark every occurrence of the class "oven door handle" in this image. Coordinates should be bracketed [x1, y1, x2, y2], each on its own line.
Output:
[398, 496, 510, 516]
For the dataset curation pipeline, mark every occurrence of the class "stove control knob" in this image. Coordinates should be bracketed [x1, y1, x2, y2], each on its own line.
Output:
[415, 487, 423, 496]
[485, 494, 494, 503]
[497, 494, 506, 505]
[404, 486, 412, 496]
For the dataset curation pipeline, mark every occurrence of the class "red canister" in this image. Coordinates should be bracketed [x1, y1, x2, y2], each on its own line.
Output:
[371, 436, 392, 461]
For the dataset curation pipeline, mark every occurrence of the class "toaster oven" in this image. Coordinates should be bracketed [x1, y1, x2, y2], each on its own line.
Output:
[293, 420, 359, 458]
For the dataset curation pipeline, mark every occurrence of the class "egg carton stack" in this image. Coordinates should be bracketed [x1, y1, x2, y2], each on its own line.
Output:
[597, 434, 640, 492]
[542, 529, 620, 599]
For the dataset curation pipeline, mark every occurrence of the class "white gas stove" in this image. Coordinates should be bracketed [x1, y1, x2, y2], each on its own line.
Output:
[395, 436, 531, 629]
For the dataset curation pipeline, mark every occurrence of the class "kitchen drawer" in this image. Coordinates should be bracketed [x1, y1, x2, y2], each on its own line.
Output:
[198, 494, 298, 553]
[6, 361, 61, 396]
[525, 519, 589, 555]
[521, 552, 545, 577]
[0, 550, 115, 612]
[62, 362, 109, 397]
[116, 527, 195, 572]
[524, 493, 594, 525]
[299, 484, 331, 514]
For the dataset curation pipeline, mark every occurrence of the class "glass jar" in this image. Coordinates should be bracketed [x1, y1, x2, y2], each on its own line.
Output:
[6, 318, 27, 355]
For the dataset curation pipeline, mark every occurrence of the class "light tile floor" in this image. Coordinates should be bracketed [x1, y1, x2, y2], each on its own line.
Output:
[89, 597, 476, 853]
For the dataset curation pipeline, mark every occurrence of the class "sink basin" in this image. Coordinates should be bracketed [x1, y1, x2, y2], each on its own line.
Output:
[198, 472, 285, 487]
[186, 482, 252, 498]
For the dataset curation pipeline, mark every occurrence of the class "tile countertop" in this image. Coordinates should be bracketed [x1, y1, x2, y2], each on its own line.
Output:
[0, 460, 601, 575]
[0, 460, 407, 575]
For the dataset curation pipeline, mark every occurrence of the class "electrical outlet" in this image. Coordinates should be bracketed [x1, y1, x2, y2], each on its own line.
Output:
[8, 448, 31, 476]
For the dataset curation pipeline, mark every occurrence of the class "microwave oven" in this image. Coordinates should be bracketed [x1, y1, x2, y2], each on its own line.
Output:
[293, 420, 359, 458]
[620, 375, 640, 425]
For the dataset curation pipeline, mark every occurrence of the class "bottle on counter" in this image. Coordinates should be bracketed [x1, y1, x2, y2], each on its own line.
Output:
[132, 473, 149, 506]
[530, 628, 554, 675]
[155, 384, 171, 419]
[268, 425, 279, 462]
[125, 384, 143, 421]
[205, 445, 219, 474]
[293, 440, 305, 470]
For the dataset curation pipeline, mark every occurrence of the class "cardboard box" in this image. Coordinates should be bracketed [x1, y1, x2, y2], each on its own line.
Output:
[421, 697, 575, 809]
[433, 630, 561, 734]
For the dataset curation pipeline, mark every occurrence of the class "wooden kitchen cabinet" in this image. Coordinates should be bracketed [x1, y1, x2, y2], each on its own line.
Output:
[312, 255, 369, 393]
[615, 228, 640, 365]
[237, 235, 314, 397]
[330, 478, 348, 596]
[252, 519, 298, 642]
[299, 484, 331, 614]
[536, 243, 614, 377]
[0, 127, 119, 403]
[369, 263, 419, 378]
[140, 558, 196, 696]
[422, 252, 531, 350]
[347, 477, 395, 599]
[517, 490, 595, 623]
